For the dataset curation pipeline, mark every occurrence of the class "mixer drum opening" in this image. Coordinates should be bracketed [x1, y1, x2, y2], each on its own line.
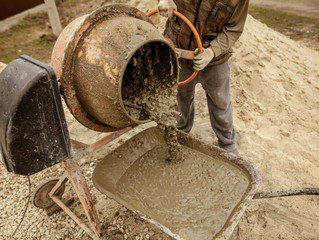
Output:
[122, 41, 178, 122]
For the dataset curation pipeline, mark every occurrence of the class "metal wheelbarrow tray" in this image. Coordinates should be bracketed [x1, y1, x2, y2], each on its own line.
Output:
[93, 126, 261, 240]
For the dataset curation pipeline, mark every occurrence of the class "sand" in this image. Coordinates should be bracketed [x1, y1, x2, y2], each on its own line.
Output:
[228, 15, 319, 240]
[0, 62, 6, 72]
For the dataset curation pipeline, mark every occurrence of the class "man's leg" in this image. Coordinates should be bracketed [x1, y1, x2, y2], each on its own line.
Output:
[200, 62, 237, 152]
[176, 61, 198, 133]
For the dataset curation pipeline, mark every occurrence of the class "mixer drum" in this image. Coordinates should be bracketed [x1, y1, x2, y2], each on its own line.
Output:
[51, 4, 179, 132]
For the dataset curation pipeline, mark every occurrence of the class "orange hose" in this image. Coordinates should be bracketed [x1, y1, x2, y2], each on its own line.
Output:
[147, 10, 158, 17]
[148, 10, 203, 86]
[178, 70, 199, 86]
[172, 10, 203, 54]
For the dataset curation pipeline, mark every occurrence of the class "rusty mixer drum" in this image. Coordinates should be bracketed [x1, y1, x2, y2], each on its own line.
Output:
[51, 4, 179, 132]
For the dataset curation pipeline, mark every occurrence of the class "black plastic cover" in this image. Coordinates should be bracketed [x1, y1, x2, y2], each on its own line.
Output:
[0, 55, 73, 175]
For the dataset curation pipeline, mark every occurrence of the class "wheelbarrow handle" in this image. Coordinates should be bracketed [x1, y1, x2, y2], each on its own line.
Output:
[147, 9, 203, 86]
[253, 188, 319, 199]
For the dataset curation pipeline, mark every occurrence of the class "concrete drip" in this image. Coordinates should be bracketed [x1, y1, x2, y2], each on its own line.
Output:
[122, 43, 184, 162]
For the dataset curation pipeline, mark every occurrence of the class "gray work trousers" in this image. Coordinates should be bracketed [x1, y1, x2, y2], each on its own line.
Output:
[176, 60, 236, 149]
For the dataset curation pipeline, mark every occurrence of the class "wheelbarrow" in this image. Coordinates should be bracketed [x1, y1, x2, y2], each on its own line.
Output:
[92, 125, 261, 240]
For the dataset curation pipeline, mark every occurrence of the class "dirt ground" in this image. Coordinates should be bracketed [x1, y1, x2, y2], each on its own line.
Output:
[1, 0, 319, 240]
[250, 0, 319, 18]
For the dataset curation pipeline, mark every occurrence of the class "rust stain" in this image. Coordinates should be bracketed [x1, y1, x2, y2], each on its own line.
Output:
[78, 50, 83, 58]
[78, 22, 91, 39]
[104, 63, 117, 86]
[72, 108, 76, 115]
[83, 36, 103, 65]
[95, 24, 103, 31]
[112, 65, 119, 76]
[81, 26, 112, 66]
[91, 125, 102, 131]
[50, 15, 86, 78]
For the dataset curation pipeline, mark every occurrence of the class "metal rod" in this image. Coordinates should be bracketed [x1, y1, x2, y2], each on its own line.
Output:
[64, 160, 102, 238]
[48, 128, 133, 239]
[71, 127, 132, 161]
[49, 161, 102, 239]
[90, 127, 131, 151]
[50, 195, 99, 240]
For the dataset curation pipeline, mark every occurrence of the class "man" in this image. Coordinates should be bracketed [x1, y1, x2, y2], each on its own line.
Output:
[158, 0, 249, 155]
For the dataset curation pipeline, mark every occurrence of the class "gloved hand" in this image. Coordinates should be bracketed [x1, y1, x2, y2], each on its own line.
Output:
[158, 0, 177, 18]
[193, 47, 215, 70]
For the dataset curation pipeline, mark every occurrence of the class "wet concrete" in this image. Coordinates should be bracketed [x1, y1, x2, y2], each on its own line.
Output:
[122, 42, 183, 162]
[93, 127, 257, 240]
[115, 145, 249, 240]
[122, 42, 178, 122]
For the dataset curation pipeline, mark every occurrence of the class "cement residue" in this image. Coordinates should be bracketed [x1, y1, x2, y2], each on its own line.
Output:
[114, 145, 250, 240]
[122, 42, 183, 162]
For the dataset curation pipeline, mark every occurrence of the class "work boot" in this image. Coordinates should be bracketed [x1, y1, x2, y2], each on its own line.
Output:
[218, 142, 240, 156]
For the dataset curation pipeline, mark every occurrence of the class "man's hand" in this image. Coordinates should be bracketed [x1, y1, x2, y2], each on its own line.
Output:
[193, 47, 215, 70]
[158, 0, 177, 18]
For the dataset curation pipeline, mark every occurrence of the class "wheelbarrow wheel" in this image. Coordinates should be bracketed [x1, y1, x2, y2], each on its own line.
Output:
[32, 178, 65, 209]
[102, 230, 124, 240]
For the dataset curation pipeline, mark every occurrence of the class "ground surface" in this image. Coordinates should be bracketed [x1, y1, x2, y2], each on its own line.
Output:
[1, 0, 319, 240]
[250, 0, 319, 18]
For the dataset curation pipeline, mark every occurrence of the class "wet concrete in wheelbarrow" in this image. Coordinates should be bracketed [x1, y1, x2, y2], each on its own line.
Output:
[93, 127, 260, 240]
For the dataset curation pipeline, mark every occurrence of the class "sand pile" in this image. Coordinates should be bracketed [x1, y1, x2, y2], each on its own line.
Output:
[0, 62, 6, 72]
[231, 15, 319, 189]
[228, 16, 319, 239]
[192, 15, 319, 239]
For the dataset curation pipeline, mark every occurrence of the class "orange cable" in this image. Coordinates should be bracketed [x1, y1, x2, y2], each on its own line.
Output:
[148, 10, 203, 86]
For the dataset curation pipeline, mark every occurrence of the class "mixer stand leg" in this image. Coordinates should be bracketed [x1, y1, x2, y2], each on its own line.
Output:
[49, 159, 102, 240]
[47, 128, 131, 239]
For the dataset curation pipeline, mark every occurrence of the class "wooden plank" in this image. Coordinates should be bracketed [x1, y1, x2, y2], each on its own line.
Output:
[44, 0, 62, 36]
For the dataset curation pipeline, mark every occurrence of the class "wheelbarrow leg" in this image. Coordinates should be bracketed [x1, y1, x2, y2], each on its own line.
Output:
[49, 159, 102, 240]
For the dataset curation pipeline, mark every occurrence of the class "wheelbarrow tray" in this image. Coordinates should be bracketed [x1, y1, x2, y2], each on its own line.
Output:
[92, 126, 261, 240]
